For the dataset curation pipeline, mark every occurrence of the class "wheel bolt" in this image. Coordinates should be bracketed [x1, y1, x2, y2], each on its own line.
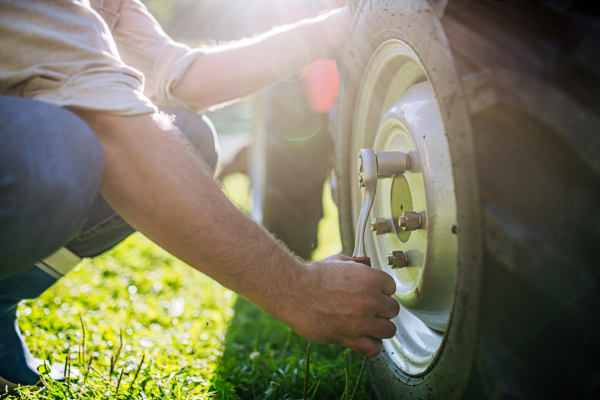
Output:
[359, 176, 365, 188]
[398, 212, 423, 231]
[386, 251, 410, 268]
[370, 218, 391, 234]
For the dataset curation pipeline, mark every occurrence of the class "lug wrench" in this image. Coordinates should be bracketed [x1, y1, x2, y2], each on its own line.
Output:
[349, 149, 409, 267]
[350, 149, 378, 266]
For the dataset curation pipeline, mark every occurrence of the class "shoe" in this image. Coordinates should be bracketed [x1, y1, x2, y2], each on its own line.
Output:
[0, 248, 80, 392]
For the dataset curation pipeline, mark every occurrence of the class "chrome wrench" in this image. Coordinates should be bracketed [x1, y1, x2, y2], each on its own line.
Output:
[349, 149, 409, 267]
[350, 149, 378, 266]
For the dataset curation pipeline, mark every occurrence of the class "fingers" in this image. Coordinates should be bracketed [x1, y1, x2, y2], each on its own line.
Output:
[344, 318, 395, 358]
[345, 262, 396, 296]
[376, 269, 397, 295]
[363, 317, 397, 339]
[376, 295, 400, 320]
[346, 336, 384, 358]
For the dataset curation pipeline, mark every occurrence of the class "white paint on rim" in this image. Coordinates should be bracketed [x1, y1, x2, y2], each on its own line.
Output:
[351, 40, 459, 376]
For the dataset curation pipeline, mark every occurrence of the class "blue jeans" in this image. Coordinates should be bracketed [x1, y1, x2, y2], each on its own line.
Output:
[0, 96, 220, 280]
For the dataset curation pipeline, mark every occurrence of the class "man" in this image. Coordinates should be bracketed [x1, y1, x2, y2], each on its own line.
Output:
[0, 0, 399, 388]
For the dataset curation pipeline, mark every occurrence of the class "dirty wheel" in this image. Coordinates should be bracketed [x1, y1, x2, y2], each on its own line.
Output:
[335, 1, 600, 398]
[335, 1, 481, 398]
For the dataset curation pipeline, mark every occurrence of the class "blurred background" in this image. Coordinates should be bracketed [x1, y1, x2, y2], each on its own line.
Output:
[146, 0, 344, 261]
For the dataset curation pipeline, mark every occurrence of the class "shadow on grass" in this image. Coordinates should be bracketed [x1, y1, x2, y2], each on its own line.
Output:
[214, 297, 372, 400]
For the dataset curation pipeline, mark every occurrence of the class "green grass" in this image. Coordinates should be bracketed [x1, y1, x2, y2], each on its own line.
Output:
[10, 173, 371, 399]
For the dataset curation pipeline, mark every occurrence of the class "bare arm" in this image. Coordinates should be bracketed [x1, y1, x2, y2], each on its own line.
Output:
[74, 110, 399, 357]
[171, 8, 349, 110]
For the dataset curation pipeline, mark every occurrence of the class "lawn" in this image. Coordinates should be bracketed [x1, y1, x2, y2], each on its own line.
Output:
[10, 173, 372, 399]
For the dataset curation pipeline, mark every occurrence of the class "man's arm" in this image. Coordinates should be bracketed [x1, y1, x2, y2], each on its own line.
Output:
[74, 110, 399, 357]
[170, 8, 349, 110]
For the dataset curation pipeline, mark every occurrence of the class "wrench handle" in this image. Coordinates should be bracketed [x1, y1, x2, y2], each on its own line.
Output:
[353, 149, 378, 259]
[349, 257, 371, 267]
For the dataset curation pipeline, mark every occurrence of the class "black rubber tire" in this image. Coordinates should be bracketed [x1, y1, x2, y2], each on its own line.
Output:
[335, 0, 600, 398]
[256, 80, 333, 260]
[464, 103, 600, 400]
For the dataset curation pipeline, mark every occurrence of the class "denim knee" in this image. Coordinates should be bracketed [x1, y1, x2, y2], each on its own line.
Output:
[164, 109, 221, 173]
[0, 97, 104, 280]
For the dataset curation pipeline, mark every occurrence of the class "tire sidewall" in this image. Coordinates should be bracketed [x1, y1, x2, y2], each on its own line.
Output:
[335, 1, 483, 398]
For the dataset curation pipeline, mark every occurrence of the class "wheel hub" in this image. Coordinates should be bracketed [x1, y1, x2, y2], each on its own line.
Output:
[351, 40, 460, 375]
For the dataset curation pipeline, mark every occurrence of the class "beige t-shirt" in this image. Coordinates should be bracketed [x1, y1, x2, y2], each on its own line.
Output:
[0, 0, 203, 114]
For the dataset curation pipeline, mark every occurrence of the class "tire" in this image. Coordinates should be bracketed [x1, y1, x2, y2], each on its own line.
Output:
[334, 1, 600, 398]
[250, 80, 333, 260]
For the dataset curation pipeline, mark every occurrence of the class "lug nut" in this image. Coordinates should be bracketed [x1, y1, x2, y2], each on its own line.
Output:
[398, 212, 423, 231]
[359, 176, 365, 188]
[370, 218, 391, 234]
[386, 251, 410, 269]
[358, 155, 364, 173]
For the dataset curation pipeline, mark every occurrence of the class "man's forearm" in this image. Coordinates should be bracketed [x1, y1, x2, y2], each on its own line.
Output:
[171, 8, 348, 110]
[74, 111, 299, 306]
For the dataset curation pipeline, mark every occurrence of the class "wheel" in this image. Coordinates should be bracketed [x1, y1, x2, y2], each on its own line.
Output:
[335, 1, 481, 397]
[334, 0, 600, 398]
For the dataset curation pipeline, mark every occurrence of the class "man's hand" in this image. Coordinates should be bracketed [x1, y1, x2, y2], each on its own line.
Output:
[266, 255, 400, 357]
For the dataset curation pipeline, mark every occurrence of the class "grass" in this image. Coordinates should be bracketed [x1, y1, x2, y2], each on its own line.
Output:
[9, 173, 371, 399]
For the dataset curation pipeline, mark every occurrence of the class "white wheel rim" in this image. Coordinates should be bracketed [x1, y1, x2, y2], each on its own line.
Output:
[351, 39, 459, 376]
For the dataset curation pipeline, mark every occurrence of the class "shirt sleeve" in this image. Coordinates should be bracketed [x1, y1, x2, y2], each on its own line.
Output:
[0, 0, 157, 116]
[111, 0, 204, 110]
